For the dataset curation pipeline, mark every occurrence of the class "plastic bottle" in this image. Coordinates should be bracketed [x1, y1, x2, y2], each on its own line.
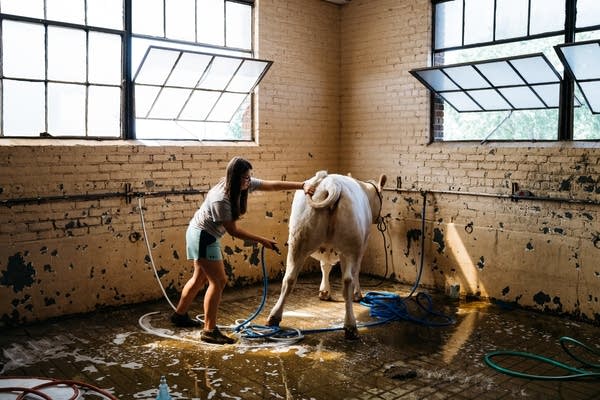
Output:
[155, 376, 173, 400]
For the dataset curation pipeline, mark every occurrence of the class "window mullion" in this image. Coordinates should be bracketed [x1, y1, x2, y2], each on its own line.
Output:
[558, 0, 577, 141]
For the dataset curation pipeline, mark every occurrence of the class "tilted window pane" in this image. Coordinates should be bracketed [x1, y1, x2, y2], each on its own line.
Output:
[510, 57, 560, 84]
[532, 83, 560, 107]
[180, 90, 221, 120]
[166, 0, 195, 42]
[2, 20, 45, 80]
[3, 80, 45, 136]
[47, 0, 85, 25]
[199, 57, 242, 90]
[88, 85, 121, 137]
[166, 53, 213, 88]
[207, 92, 247, 121]
[560, 43, 600, 81]
[468, 89, 511, 111]
[48, 27, 87, 83]
[476, 62, 524, 87]
[530, 0, 564, 35]
[148, 87, 192, 119]
[134, 49, 181, 85]
[47, 83, 86, 136]
[434, 0, 462, 50]
[198, 0, 225, 46]
[87, 0, 124, 30]
[440, 92, 481, 112]
[132, 0, 163, 37]
[576, 0, 600, 29]
[134, 85, 161, 118]
[414, 69, 460, 91]
[444, 65, 490, 90]
[226, 1, 251, 50]
[579, 81, 600, 113]
[495, 0, 528, 40]
[498, 87, 544, 109]
[464, 0, 493, 45]
[89, 32, 123, 85]
[227, 60, 269, 92]
[0, 0, 44, 19]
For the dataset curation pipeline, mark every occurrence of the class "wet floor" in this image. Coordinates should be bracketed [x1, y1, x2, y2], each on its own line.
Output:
[1, 273, 599, 399]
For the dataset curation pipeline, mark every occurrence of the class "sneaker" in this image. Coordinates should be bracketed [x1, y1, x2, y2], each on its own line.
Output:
[201, 327, 236, 345]
[170, 312, 202, 328]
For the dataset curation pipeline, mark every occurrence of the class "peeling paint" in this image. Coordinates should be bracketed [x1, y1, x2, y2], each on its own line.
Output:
[249, 247, 260, 266]
[405, 229, 421, 256]
[476, 257, 485, 270]
[1, 253, 36, 293]
[502, 286, 510, 296]
[526, 241, 534, 251]
[432, 228, 445, 254]
[533, 291, 551, 306]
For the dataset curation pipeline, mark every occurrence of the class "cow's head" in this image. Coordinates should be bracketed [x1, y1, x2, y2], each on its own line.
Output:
[364, 174, 387, 224]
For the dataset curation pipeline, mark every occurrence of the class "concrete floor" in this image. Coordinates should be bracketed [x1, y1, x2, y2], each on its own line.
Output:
[1, 273, 599, 399]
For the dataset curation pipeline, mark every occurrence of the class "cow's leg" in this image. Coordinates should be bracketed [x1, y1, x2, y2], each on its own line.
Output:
[340, 255, 359, 340]
[319, 261, 333, 301]
[266, 246, 308, 327]
[352, 262, 363, 302]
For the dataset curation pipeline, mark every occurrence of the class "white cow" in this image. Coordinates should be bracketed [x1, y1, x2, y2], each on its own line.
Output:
[267, 171, 387, 339]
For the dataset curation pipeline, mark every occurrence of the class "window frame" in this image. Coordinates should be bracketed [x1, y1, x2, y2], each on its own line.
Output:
[429, 0, 600, 143]
[0, 0, 260, 141]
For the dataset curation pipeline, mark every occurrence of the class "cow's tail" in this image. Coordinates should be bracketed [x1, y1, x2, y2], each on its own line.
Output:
[306, 173, 341, 209]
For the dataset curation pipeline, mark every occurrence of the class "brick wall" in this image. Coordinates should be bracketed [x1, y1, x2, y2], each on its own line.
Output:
[0, 0, 340, 325]
[340, 0, 600, 324]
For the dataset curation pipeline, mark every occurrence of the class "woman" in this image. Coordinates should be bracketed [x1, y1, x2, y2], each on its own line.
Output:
[171, 157, 315, 345]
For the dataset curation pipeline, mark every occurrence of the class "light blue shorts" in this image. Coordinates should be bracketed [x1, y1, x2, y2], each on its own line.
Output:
[186, 225, 222, 261]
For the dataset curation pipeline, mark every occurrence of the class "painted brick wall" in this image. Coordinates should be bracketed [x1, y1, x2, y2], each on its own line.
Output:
[340, 0, 600, 324]
[0, 0, 340, 325]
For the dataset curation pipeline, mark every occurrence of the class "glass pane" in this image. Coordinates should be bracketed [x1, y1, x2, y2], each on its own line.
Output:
[167, 53, 213, 88]
[579, 81, 600, 113]
[3, 80, 45, 136]
[48, 27, 86, 83]
[88, 0, 124, 30]
[573, 85, 600, 140]
[199, 57, 242, 90]
[443, 65, 490, 90]
[166, 0, 195, 42]
[464, 0, 493, 45]
[510, 57, 560, 84]
[467, 89, 511, 110]
[532, 83, 560, 107]
[576, 0, 600, 28]
[476, 61, 524, 86]
[434, 0, 462, 49]
[226, 1, 251, 50]
[147, 87, 191, 119]
[495, 0, 528, 40]
[207, 92, 246, 121]
[560, 43, 600, 80]
[530, 0, 564, 35]
[440, 92, 481, 112]
[132, 0, 163, 36]
[47, 0, 85, 25]
[180, 90, 221, 120]
[0, 0, 44, 18]
[498, 87, 544, 109]
[134, 85, 161, 118]
[227, 60, 269, 92]
[2, 20, 45, 80]
[88, 85, 121, 137]
[134, 48, 180, 85]
[89, 32, 122, 85]
[48, 83, 86, 136]
[198, 0, 225, 46]
[415, 69, 459, 91]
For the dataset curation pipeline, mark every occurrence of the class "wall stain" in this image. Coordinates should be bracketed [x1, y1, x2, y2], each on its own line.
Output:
[526, 241, 534, 251]
[559, 177, 572, 191]
[224, 246, 234, 256]
[432, 228, 445, 254]
[249, 247, 260, 266]
[405, 229, 421, 256]
[533, 291, 551, 306]
[477, 256, 485, 270]
[1, 253, 36, 293]
[172, 250, 179, 260]
[502, 286, 510, 296]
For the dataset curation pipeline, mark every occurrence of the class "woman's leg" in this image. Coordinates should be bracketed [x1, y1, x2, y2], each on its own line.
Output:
[174, 260, 207, 315]
[198, 258, 228, 331]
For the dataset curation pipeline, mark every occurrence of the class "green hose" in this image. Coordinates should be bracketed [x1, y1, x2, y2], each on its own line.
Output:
[484, 336, 600, 380]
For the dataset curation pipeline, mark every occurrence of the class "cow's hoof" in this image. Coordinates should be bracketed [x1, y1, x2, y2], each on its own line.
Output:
[344, 326, 359, 340]
[352, 292, 363, 302]
[266, 317, 281, 327]
[319, 290, 332, 301]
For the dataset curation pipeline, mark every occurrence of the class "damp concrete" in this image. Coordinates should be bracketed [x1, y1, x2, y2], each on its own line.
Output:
[1, 273, 599, 399]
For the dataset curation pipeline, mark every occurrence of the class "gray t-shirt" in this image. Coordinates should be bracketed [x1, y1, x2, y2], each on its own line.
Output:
[190, 177, 262, 238]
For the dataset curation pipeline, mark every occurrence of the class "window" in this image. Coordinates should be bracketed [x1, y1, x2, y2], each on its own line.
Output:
[0, 0, 269, 141]
[417, 0, 600, 142]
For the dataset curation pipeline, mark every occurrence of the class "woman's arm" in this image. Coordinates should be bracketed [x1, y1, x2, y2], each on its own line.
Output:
[259, 180, 315, 195]
[222, 220, 278, 250]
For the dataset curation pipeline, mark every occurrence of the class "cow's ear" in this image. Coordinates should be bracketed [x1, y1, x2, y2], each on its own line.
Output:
[378, 174, 387, 190]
